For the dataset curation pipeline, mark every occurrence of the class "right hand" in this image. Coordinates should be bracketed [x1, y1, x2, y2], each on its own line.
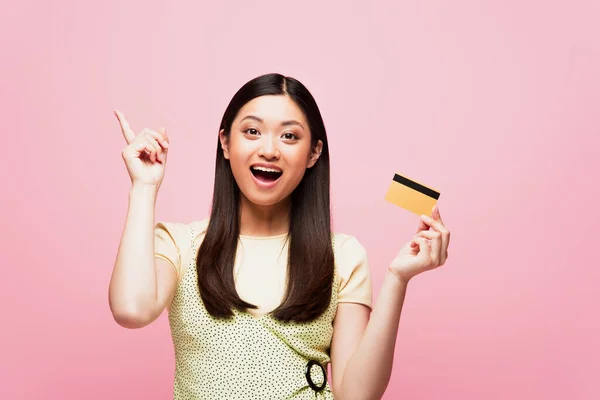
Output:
[115, 109, 170, 188]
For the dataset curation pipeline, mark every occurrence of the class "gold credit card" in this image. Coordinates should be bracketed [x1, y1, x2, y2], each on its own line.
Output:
[385, 173, 440, 216]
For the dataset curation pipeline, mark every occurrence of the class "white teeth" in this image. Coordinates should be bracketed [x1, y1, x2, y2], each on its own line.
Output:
[252, 166, 282, 173]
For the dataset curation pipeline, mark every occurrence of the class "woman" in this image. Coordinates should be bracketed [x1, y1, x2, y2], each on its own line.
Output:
[108, 73, 450, 399]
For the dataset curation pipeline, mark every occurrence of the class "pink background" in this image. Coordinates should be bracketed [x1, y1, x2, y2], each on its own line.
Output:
[1, 0, 598, 398]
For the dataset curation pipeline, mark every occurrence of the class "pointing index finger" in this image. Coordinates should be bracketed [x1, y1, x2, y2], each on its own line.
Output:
[114, 109, 135, 143]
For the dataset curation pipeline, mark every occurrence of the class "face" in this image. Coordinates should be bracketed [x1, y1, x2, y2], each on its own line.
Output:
[219, 95, 323, 208]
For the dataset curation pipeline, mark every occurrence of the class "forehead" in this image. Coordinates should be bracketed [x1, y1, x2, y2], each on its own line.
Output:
[235, 95, 307, 125]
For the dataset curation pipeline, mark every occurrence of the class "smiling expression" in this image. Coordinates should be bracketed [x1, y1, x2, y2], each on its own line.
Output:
[219, 95, 323, 208]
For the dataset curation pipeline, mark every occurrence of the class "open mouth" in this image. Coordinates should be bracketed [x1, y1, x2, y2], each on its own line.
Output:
[250, 166, 283, 183]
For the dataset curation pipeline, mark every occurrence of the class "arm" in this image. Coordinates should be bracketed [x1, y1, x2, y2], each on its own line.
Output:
[331, 207, 450, 399]
[108, 184, 178, 329]
[331, 271, 408, 400]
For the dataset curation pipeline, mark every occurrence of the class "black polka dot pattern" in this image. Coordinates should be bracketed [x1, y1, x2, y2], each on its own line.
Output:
[167, 226, 339, 399]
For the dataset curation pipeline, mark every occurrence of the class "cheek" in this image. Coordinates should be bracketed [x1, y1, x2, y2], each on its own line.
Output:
[284, 151, 311, 177]
[227, 139, 251, 165]
[226, 150, 249, 182]
[230, 158, 249, 180]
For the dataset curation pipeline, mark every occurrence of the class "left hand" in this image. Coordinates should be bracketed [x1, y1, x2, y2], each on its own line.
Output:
[388, 205, 451, 282]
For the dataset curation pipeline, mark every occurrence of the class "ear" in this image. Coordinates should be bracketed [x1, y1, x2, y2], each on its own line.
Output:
[219, 129, 230, 160]
[307, 140, 323, 168]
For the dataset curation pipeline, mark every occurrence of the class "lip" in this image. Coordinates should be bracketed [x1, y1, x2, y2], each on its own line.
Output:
[250, 162, 283, 172]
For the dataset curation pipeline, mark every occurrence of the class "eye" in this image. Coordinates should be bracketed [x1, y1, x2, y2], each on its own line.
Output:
[244, 128, 259, 136]
[282, 132, 297, 140]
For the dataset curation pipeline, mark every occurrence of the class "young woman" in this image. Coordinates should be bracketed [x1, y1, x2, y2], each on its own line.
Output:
[109, 73, 450, 400]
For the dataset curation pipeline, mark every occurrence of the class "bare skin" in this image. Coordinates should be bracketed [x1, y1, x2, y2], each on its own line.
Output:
[107, 97, 451, 399]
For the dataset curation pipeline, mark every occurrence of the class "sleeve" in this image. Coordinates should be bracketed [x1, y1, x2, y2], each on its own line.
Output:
[154, 221, 187, 279]
[337, 235, 373, 310]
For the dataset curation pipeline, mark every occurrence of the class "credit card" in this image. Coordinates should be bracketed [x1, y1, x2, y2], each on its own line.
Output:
[385, 173, 440, 216]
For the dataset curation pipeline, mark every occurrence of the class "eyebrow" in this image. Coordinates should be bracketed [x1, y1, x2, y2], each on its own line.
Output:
[240, 115, 305, 129]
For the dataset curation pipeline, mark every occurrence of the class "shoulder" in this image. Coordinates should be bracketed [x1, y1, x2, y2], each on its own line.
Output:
[154, 218, 205, 245]
[333, 232, 369, 266]
[332, 231, 372, 308]
[154, 218, 210, 279]
[154, 218, 210, 258]
[156, 218, 209, 238]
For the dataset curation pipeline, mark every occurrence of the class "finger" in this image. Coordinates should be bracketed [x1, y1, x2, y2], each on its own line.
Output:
[142, 128, 169, 150]
[136, 137, 159, 163]
[412, 237, 432, 263]
[139, 129, 165, 161]
[416, 218, 430, 233]
[421, 231, 442, 265]
[144, 138, 161, 163]
[130, 140, 156, 161]
[159, 127, 169, 142]
[413, 236, 429, 246]
[415, 230, 442, 263]
[151, 136, 168, 163]
[420, 214, 448, 236]
[432, 204, 444, 224]
[430, 205, 450, 263]
[148, 127, 169, 148]
[114, 109, 136, 144]
[440, 229, 450, 264]
[415, 230, 438, 240]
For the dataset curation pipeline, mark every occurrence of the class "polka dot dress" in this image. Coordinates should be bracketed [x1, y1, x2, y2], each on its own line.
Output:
[167, 226, 339, 399]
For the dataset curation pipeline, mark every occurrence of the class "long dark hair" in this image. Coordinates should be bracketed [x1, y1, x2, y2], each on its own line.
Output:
[196, 73, 334, 323]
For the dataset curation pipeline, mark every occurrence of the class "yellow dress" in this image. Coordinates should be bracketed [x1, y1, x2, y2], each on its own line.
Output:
[154, 219, 372, 399]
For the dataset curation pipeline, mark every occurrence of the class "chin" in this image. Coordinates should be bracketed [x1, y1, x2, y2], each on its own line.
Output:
[241, 190, 290, 208]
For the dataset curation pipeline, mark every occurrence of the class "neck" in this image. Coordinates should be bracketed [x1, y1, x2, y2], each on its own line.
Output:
[239, 195, 291, 237]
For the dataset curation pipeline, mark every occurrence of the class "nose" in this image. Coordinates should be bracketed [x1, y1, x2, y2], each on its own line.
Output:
[258, 135, 280, 160]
